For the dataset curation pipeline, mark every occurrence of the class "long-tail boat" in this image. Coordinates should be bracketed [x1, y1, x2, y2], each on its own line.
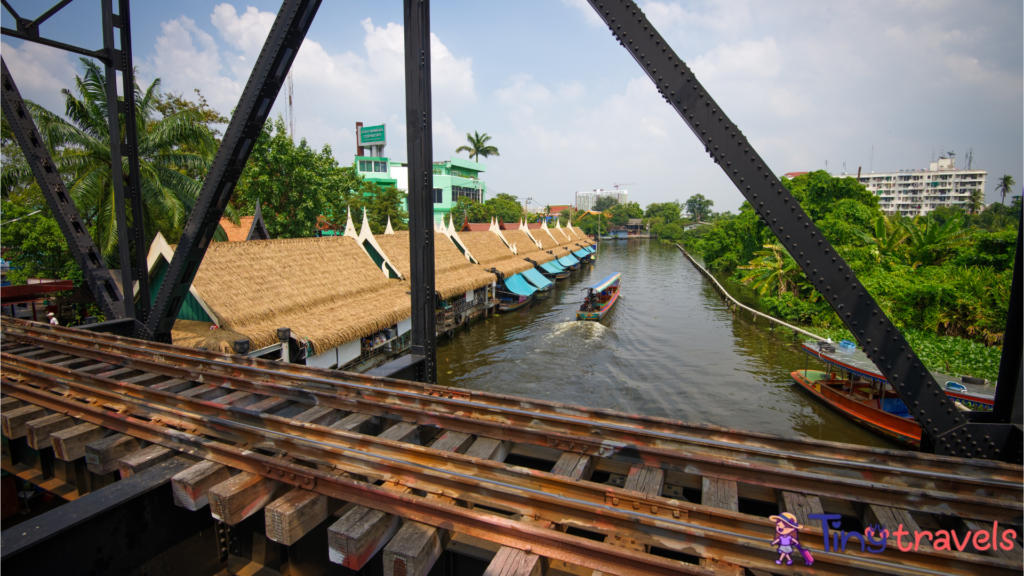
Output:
[792, 340, 994, 447]
[577, 273, 620, 321]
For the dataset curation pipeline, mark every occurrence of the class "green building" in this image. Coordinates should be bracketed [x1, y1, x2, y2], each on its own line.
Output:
[355, 155, 488, 225]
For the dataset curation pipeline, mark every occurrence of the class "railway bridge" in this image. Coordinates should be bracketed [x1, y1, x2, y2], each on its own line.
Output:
[1, 0, 1021, 574]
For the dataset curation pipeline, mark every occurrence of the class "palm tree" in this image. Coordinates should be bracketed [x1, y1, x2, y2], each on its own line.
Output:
[455, 131, 499, 163]
[6, 59, 217, 263]
[966, 189, 984, 215]
[738, 244, 801, 296]
[995, 175, 1015, 205]
[899, 214, 969, 266]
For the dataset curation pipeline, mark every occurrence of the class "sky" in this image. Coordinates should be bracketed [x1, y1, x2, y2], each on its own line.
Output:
[2, 0, 1021, 212]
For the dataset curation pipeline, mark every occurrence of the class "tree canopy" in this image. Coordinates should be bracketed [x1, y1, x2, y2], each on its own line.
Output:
[234, 117, 406, 238]
[684, 194, 713, 222]
[593, 196, 620, 211]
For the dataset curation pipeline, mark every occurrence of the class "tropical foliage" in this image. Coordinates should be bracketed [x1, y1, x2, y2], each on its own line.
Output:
[2, 60, 218, 266]
[994, 174, 1015, 205]
[680, 171, 1016, 363]
[234, 117, 407, 237]
[451, 193, 523, 225]
[455, 131, 499, 163]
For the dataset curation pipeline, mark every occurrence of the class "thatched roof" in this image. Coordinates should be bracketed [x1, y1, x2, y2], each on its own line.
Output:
[373, 231, 496, 299]
[183, 236, 409, 355]
[504, 229, 556, 264]
[454, 231, 535, 277]
[171, 320, 253, 354]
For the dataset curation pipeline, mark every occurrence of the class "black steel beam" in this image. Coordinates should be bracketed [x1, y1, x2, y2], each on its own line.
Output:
[110, 0, 151, 323]
[993, 213, 1022, 428]
[0, 58, 126, 320]
[1, 457, 222, 576]
[587, 0, 1016, 460]
[403, 0, 438, 384]
[100, 0, 136, 321]
[1, 1, 106, 61]
[146, 0, 322, 342]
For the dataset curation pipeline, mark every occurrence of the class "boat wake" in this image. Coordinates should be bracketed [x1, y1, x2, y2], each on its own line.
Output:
[548, 321, 610, 342]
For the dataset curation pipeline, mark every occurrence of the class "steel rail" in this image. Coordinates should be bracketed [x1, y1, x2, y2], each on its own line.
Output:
[4, 321, 1022, 523]
[8, 319, 1012, 477]
[0, 373, 687, 576]
[3, 355, 1013, 576]
[9, 325, 1022, 502]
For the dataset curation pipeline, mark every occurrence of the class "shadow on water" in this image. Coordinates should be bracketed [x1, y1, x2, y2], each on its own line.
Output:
[437, 240, 900, 449]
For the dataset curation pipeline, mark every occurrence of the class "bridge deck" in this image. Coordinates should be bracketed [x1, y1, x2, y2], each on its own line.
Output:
[2, 318, 1021, 575]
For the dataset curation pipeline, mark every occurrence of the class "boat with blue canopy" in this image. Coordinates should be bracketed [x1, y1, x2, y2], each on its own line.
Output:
[521, 267, 553, 291]
[573, 248, 592, 262]
[498, 273, 535, 312]
[577, 272, 621, 321]
[539, 260, 570, 280]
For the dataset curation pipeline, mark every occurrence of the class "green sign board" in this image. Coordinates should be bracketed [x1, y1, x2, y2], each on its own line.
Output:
[358, 124, 386, 147]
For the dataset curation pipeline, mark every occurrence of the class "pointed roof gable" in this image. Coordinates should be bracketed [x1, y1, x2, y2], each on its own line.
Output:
[218, 200, 270, 242]
[357, 209, 404, 279]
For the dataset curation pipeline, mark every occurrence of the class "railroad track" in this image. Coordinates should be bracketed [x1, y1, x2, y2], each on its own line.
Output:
[2, 319, 1022, 575]
[3, 319, 1020, 521]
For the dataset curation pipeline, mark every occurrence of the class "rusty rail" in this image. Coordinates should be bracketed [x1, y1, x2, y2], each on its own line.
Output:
[3, 319, 1021, 523]
[2, 352, 1016, 576]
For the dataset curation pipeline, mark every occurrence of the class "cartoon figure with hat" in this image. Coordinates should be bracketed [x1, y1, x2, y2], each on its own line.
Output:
[769, 512, 813, 566]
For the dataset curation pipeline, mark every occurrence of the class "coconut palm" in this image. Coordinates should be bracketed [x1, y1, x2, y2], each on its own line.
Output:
[738, 244, 801, 297]
[4, 59, 218, 264]
[455, 131, 499, 163]
[966, 189, 984, 215]
[994, 175, 1015, 206]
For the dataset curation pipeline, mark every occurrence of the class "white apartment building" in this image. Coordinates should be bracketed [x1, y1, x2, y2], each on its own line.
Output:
[847, 156, 986, 217]
[575, 189, 628, 212]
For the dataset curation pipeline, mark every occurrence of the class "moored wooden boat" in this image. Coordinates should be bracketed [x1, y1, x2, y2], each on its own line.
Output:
[498, 293, 532, 312]
[801, 342, 994, 411]
[791, 369, 921, 447]
[577, 272, 621, 321]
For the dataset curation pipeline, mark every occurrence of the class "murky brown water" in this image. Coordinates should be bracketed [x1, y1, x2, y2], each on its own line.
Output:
[436, 240, 899, 449]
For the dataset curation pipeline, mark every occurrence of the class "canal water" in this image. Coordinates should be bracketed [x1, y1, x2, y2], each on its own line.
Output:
[437, 239, 898, 449]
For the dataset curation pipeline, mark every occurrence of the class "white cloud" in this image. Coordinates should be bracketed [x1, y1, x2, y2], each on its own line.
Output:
[0, 41, 78, 113]
[140, 8, 474, 164]
[141, 16, 241, 114]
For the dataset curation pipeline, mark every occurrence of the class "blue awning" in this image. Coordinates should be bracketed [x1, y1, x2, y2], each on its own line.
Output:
[541, 261, 564, 273]
[586, 272, 621, 292]
[585, 246, 596, 253]
[558, 255, 579, 267]
[521, 267, 552, 290]
[573, 249, 589, 258]
[503, 273, 537, 296]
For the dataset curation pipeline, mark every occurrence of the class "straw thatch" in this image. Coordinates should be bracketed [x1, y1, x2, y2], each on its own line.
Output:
[454, 231, 536, 277]
[180, 236, 410, 356]
[503, 230, 556, 264]
[171, 320, 253, 354]
[373, 231, 496, 300]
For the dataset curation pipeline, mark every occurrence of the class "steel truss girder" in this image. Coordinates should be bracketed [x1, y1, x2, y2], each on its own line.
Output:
[101, 0, 150, 322]
[588, 0, 1020, 461]
[403, 0, 438, 383]
[147, 0, 322, 342]
[4, 354, 1013, 576]
[0, 58, 126, 320]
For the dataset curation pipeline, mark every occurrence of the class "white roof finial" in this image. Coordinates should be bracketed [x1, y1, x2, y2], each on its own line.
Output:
[343, 206, 357, 238]
[385, 215, 395, 235]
